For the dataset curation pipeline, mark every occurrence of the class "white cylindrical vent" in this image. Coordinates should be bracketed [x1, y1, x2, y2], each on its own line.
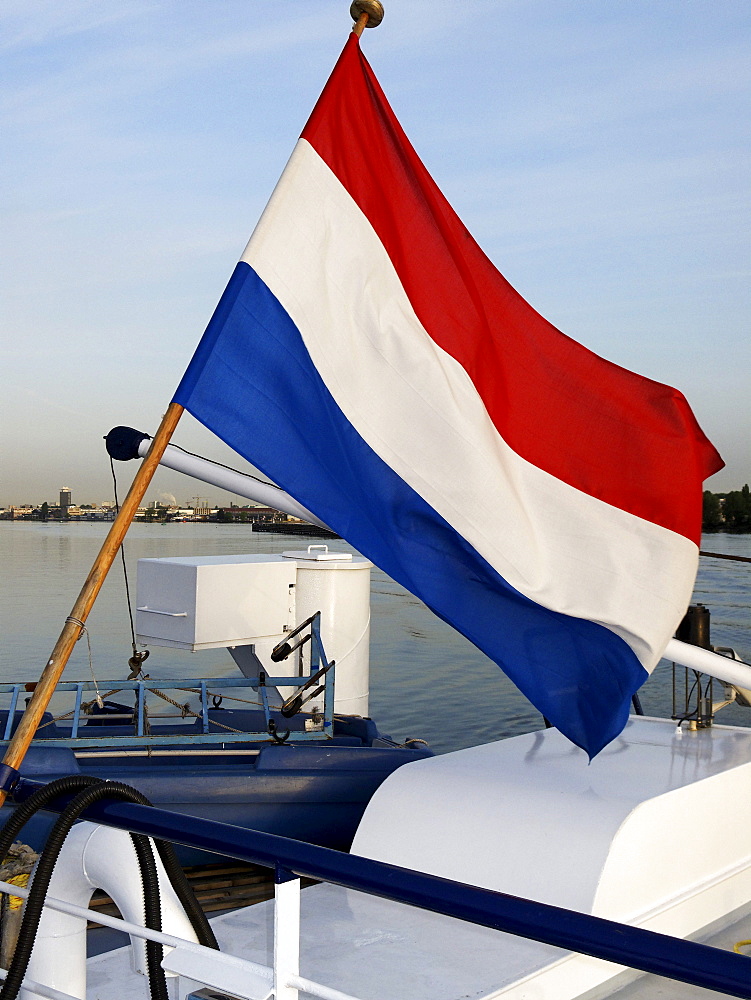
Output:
[283, 547, 372, 717]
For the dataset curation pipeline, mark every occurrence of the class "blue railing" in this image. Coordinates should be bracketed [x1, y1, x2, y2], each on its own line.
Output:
[0, 615, 336, 749]
[11, 775, 751, 999]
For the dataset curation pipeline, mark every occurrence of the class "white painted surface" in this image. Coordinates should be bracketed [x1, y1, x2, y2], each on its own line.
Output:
[87, 881, 548, 1000]
[84, 884, 751, 1000]
[135, 550, 371, 715]
[85, 718, 751, 1000]
[136, 554, 296, 651]
[273, 877, 301, 1000]
[352, 717, 751, 918]
[161, 947, 273, 1000]
[284, 550, 371, 716]
[348, 717, 751, 998]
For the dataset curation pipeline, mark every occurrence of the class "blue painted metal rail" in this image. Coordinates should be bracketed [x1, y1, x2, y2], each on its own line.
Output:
[0, 615, 336, 749]
[11, 776, 751, 998]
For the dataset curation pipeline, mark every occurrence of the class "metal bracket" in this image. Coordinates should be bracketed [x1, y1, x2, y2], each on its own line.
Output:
[268, 719, 291, 744]
[0, 764, 20, 794]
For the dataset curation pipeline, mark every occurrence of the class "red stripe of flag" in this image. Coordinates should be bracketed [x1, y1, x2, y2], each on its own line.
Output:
[301, 35, 722, 543]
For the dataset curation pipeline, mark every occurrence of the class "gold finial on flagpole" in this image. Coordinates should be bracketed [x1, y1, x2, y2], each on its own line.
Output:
[351, 1, 384, 37]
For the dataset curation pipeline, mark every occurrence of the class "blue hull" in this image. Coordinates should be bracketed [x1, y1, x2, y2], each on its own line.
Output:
[2, 710, 431, 864]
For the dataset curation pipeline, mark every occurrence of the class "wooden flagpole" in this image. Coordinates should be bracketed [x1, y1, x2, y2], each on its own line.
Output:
[0, 402, 184, 804]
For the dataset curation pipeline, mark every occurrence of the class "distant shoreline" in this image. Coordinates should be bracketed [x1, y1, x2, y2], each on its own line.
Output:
[0, 518, 339, 538]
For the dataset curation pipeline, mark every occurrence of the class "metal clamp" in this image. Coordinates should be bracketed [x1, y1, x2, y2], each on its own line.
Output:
[0, 764, 20, 794]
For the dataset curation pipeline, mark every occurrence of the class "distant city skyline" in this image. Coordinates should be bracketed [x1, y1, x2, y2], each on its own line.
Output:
[0, 489, 231, 509]
[2, 1, 748, 508]
[5, 477, 751, 514]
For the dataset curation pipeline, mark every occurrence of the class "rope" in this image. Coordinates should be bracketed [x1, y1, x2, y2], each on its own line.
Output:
[157, 685, 284, 713]
[168, 442, 284, 492]
[110, 455, 150, 677]
[65, 618, 103, 709]
[34, 677, 302, 739]
[148, 688, 245, 734]
[188, 688, 280, 710]
[36, 685, 273, 730]
[35, 688, 126, 730]
[149, 688, 300, 738]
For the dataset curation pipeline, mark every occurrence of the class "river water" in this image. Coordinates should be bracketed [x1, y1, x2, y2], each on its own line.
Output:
[0, 522, 749, 754]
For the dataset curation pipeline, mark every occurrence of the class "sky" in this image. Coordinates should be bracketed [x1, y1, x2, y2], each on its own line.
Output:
[1, 0, 749, 509]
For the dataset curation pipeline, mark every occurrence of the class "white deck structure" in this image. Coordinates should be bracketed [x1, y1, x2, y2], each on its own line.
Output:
[82, 716, 751, 1000]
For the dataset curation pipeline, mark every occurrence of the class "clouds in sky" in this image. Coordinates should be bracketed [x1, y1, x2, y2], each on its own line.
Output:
[1, 0, 748, 506]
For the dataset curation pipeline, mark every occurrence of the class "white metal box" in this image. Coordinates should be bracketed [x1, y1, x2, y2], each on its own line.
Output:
[135, 554, 296, 650]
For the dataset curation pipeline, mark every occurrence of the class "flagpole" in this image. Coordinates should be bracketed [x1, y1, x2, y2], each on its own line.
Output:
[0, 401, 184, 804]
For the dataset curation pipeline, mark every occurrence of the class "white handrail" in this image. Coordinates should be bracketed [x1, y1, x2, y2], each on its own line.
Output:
[138, 438, 329, 528]
[0, 872, 362, 1000]
[287, 974, 362, 1000]
[664, 638, 751, 690]
[0, 879, 249, 967]
[274, 876, 300, 1000]
[288, 976, 358, 1000]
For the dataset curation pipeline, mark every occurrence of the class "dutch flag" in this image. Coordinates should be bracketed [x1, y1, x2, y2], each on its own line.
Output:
[174, 34, 722, 757]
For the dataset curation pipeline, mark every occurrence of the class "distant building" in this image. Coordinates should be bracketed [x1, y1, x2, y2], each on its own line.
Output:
[59, 488, 72, 516]
[213, 506, 288, 524]
[69, 506, 117, 521]
[6, 506, 34, 520]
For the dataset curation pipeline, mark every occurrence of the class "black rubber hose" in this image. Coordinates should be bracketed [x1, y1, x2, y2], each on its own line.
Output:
[0, 773, 218, 949]
[0, 779, 218, 1000]
[0, 781, 171, 1000]
[0, 774, 102, 860]
[128, 829, 168, 1000]
[153, 839, 218, 949]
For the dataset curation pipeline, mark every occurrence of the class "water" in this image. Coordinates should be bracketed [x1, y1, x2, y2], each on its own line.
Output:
[0, 522, 749, 754]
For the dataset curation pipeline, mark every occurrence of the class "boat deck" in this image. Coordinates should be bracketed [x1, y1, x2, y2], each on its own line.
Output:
[84, 719, 751, 1000]
[86, 883, 751, 1000]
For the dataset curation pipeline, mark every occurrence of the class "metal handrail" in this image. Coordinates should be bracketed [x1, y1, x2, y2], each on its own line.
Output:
[0, 615, 336, 748]
[0, 876, 281, 1000]
[10, 776, 751, 999]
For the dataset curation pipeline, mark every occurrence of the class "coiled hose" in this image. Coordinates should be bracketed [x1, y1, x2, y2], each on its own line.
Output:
[0, 775, 218, 1000]
[0, 774, 218, 948]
